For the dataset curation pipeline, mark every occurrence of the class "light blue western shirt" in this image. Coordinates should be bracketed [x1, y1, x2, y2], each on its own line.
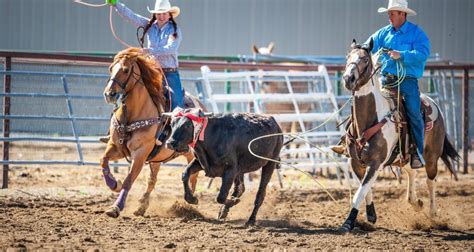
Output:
[115, 3, 182, 68]
[366, 21, 430, 79]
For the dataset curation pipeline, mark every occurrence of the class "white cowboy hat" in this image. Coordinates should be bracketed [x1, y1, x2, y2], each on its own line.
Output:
[147, 0, 180, 17]
[378, 0, 417, 16]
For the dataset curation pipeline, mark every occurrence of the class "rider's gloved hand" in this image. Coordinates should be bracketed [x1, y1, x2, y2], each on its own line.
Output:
[106, 0, 117, 6]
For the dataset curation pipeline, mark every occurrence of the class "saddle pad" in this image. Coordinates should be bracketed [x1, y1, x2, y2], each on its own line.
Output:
[420, 94, 439, 132]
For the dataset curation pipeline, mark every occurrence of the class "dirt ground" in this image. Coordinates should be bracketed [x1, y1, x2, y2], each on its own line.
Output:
[0, 143, 473, 250]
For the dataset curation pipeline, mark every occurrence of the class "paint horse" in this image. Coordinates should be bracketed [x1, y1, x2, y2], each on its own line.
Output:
[339, 39, 459, 232]
[100, 47, 203, 218]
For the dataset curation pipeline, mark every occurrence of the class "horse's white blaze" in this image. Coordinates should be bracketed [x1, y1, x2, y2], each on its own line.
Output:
[107, 63, 123, 90]
[344, 59, 359, 80]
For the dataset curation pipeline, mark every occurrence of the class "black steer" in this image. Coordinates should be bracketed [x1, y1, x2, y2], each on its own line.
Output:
[165, 108, 283, 226]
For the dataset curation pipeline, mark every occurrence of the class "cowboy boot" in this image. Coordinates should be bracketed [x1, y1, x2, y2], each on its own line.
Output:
[99, 135, 110, 144]
[330, 137, 347, 155]
[410, 153, 424, 169]
[155, 124, 171, 146]
[98, 129, 111, 144]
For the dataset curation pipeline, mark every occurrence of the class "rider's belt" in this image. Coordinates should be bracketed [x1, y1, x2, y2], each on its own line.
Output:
[161, 68, 177, 73]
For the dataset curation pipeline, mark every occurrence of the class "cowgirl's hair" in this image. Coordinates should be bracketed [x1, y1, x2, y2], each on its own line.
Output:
[139, 13, 178, 46]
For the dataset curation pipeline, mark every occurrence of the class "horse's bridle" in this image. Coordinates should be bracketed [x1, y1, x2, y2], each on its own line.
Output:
[107, 61, 142, 94]
[346, 48, 377, 93]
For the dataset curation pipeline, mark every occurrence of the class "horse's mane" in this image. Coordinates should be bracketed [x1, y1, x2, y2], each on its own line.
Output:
[113, 47, 166, 113]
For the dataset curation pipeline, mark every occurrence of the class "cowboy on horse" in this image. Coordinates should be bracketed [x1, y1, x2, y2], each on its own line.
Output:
[331, 0, 430, 169]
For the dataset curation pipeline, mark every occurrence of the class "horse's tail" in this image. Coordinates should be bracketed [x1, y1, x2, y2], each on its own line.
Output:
[441, 135, 460, 181]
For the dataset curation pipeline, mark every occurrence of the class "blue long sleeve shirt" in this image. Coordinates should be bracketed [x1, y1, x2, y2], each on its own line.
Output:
[366, 21, 430, 79]
[115, 3, 182, 68]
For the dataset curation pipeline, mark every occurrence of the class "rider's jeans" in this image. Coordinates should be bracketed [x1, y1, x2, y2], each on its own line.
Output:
[163, 71, 184, 110]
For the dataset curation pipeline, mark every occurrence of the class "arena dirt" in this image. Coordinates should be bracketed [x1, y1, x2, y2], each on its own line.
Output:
[0, 145, 473, 249]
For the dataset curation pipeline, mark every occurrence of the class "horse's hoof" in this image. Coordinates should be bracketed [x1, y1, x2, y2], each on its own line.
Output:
[133, 207, 146, 217]
[113, 180, 123, 193]
[184, 194, 199, 205]
[338, 224, 352, 234]
[416, 199, 424, 208]
[105, 205, 120, 218]
[367, 215, 377, 224]
[217, 205, 229, 220]
[430, 209, 439, 218]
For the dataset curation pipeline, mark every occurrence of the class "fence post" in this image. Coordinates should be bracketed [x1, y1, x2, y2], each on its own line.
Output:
[2, 56, 11, 189]
[462, 69, 469, 174]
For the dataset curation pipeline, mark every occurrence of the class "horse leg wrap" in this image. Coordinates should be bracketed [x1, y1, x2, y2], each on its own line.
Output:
[114, 189, 129, 211]
[102, 167, 119, 191]
[366, 202, 377, 224]
[341, 208, 359, 232]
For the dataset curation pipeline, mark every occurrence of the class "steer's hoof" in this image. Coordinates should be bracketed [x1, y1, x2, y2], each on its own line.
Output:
[217, 205, 229, 220]
[226, 197, 241, 208]
[105, 205, 120, 218]
[185, 194, 199, 205]
[245, 218, 256, 227]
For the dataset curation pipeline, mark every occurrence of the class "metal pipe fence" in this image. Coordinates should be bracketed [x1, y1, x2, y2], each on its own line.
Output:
[1, 51, 473, 189]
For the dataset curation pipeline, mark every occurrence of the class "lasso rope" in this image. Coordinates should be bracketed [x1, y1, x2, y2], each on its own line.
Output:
[74, 0, 134, 48]
[247, 49, 407, 205]
[73, 0, 106, 7]
[73, 0, 173, 112]
[248, 97, 354, 204]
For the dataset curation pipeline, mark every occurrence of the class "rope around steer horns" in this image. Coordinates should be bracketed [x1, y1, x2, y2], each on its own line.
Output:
[174, 111, 209, 148]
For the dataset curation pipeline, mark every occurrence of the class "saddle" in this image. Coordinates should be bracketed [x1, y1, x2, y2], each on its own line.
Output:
[381, 87, 435, 166]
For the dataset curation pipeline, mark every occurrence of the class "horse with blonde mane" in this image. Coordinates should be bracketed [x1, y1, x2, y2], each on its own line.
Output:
[100, 47, 203, 218]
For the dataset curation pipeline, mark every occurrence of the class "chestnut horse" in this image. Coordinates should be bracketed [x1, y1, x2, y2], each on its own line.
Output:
[339, 40, 458, 232]
[100, 48, 202, 218]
